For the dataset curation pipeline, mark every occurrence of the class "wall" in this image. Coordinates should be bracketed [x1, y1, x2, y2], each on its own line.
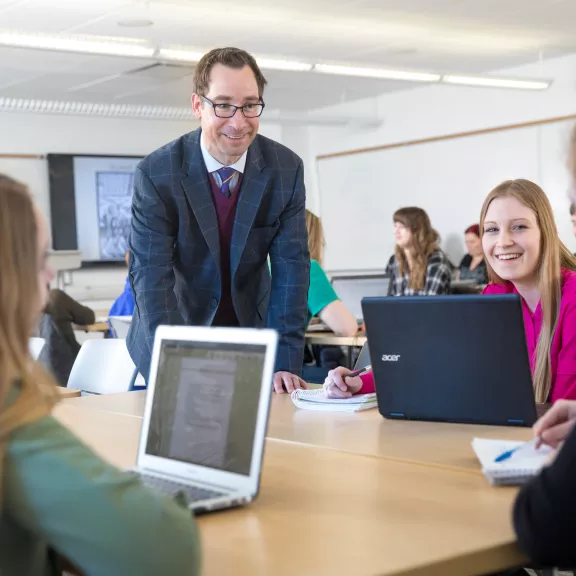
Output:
[310, 54, 576, 157]
[308, 53, 576, 271]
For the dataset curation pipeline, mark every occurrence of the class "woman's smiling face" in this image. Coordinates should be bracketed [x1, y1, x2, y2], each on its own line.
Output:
[482, 195, 541, 285]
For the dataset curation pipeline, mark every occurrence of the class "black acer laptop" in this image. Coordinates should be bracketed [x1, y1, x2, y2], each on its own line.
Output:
[361, 295, 537, 427]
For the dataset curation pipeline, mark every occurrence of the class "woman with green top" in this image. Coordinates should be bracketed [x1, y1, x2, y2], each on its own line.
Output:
[303, 210, 357, 382]
[0, 174, 200, 576]
[305, 210, 358, 336]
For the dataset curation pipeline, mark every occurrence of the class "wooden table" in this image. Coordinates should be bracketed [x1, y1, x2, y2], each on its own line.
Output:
[53, 403, 526, 576]
[82, 322, 110, 333]
[56, 387, 81, 399]
[62, 390, 532, 473]
[63, 390, 145, 415]
[305, 331, 367, 348]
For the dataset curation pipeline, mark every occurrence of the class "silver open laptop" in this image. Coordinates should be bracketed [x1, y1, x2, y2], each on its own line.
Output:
[133, 325, 278, 514]
[331, 274, 390, 320]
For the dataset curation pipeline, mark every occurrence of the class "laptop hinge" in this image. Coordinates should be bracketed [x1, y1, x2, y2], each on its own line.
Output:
[140, 467, 236, 492]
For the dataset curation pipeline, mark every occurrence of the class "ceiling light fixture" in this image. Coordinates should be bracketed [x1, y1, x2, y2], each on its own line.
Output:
[0, 30, 155, 58]
[255, 58, 313, 72]
[0, 96, 195, 120]
[157, 48, 312, 72]
[441, 75, 551, 90]
[117, 19, 154, 28]
[0, 96, 382, 126]
[313, 63, 441, 83]
[157, 47, 205, 63]
[0, 30, 553, 92]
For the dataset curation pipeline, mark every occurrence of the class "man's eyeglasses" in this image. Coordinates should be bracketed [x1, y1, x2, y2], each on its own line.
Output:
[200, 95, 265, 118]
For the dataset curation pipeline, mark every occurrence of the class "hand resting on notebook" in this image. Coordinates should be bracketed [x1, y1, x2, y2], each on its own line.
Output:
[534, 399, 576, 449]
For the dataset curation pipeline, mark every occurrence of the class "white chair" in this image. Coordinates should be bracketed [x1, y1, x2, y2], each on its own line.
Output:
[108, 315, 132, 338]
[67, 339, 137, 395]
[29, 337, 46, 360]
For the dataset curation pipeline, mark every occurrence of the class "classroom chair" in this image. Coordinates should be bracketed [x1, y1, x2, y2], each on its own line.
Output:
[67, 339, 138, 395]
[29, 337, 46, 360]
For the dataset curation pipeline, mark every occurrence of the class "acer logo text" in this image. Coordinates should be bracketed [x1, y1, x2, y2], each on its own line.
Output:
[381, 354, 401, 362]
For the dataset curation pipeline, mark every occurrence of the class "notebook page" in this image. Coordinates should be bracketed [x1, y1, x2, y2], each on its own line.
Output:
[293, 388, 376, 404]
[472, 438, 552, 478]
[291, 388, 378, 412]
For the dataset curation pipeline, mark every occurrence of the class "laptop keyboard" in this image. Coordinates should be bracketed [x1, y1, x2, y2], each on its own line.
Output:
[138, 473, 226, 503]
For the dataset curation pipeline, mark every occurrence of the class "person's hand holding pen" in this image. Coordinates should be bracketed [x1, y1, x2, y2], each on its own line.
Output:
[534, 399, 576, 449]
[323, 365, 371, 398]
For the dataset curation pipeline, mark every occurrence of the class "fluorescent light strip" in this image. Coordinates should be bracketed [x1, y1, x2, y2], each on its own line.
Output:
[0, 97, 195, 120]
[314, 63, 441, 83]
[0, 30, 552, 91]
[0, 30, 155, 58]
[442, 75, 551, 90]
[255, 58, 312, 72]
[157, 48, 312, 72]
[157, 47, 205, 63]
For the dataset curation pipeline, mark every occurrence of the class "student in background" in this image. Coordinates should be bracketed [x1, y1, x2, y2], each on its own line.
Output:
[386, 207, 452, 296]
[305, 210, 357, 336]
[458, 224, 488, 284]
[0, 174, 200, 576]
[37, 289, 95, 386]
[513, 399, 576, 567]
[325, 180, 576, 402]
[109, 251, 135, 317]
[303, 210, 357, 383]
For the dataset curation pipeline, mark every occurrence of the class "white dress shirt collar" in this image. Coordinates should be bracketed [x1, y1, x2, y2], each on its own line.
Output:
[200, 132, 247, 174]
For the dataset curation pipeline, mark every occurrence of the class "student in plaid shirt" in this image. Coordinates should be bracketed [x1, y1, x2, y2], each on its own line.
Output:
[386, 207, 452, 296]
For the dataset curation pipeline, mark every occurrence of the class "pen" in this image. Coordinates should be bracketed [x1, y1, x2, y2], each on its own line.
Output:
[345, 365, 372, 379]
[493, 437, 542, 463]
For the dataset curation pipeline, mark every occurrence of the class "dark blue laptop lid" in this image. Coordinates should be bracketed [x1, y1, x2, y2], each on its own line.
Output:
[361, 295, 537, 427]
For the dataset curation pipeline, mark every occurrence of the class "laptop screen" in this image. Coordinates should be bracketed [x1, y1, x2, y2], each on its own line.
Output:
[331, 275, 389, 320]
[145, 339, 267, 476]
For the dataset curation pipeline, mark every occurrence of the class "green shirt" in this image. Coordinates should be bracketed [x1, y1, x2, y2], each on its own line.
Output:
[1, 412, 200, 576]
[307, 260, 339, 324]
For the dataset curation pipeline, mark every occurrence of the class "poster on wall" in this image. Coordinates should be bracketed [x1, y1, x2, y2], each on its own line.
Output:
[96, 171, 134, 260]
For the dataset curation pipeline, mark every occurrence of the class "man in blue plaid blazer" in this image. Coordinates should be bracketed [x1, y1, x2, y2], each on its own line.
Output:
[127, 47, 310, 393]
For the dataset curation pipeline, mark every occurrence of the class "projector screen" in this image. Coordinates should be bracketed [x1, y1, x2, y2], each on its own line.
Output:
[48, 154, 143, 263]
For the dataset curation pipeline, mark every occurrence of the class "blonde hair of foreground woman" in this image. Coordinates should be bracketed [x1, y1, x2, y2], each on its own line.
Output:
[0, 174, 58, 504]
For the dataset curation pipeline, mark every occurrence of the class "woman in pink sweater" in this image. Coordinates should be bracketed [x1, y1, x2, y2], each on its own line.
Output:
[325, 179, 576, 404]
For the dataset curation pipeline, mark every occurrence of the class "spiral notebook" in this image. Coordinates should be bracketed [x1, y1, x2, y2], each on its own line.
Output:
[472, 438, 552, 486]
[291, 388, 378, 412]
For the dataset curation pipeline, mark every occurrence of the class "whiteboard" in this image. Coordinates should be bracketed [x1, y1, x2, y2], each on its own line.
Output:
[317, 120, 576, 272]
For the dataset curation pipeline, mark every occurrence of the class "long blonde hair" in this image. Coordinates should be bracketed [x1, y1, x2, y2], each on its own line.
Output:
[305, 209, 325, 265]
[0, 175, 58, 503]
[480, 179, 576, 402]
[393, 207, 440, 292]
[569, 123, 576, 197]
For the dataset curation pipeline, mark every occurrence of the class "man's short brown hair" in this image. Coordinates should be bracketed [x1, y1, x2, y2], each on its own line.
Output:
[193, 47, 267, 99]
